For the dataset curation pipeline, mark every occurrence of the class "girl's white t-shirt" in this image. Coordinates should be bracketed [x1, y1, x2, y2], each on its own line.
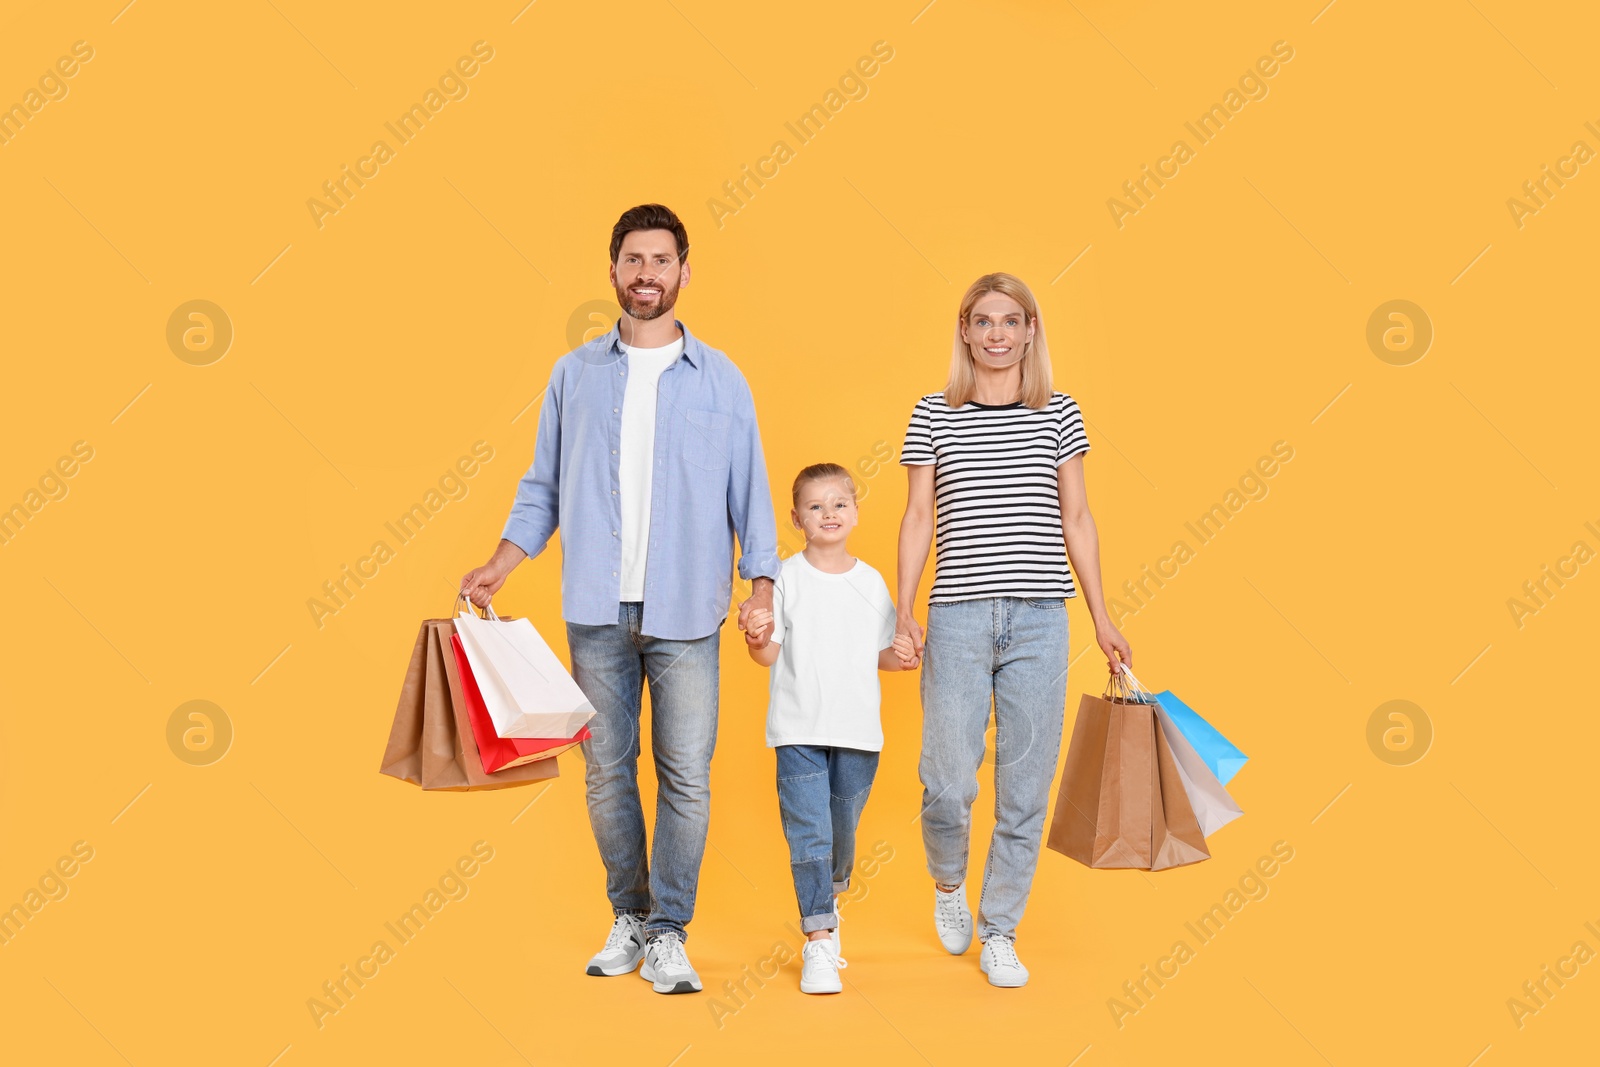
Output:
[765, 552, 897, 751]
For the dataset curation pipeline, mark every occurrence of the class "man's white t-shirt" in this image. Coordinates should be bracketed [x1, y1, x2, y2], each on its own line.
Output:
[766, 552, 897, 751]
[617, 336, 685, 601]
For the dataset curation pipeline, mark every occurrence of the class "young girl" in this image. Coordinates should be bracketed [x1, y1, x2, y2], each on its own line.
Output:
[744, 463, 918, 994]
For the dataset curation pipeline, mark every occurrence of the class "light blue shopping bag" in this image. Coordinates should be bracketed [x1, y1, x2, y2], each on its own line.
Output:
[1152, 690, 1248, 786]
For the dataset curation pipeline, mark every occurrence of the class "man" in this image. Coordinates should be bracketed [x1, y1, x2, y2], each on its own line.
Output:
[461, 204, 778, 995]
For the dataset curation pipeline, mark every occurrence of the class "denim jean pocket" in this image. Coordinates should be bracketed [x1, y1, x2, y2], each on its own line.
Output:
[1022, 597, 1065, 609]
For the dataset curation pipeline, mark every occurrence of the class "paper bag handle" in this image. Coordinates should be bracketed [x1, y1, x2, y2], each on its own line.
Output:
[1117, 661, 1154, 697]
[455, 592, 502, 621]
[1104, 662, 1155, 704]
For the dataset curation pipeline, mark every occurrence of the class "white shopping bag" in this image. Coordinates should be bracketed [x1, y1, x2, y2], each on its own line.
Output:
[454, 605, 595, 739]
[1120, 665, 1243, 838]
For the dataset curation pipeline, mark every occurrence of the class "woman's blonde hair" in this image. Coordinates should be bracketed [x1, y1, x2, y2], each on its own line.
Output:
[944, 272, 1053, 409]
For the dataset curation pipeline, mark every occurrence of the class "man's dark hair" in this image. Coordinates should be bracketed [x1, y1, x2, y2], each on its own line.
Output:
[609, 204, 689, 265]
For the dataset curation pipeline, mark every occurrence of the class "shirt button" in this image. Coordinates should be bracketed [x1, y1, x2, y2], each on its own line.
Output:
[612, 571, 618, 577]
[612, 531, 618, 536]
[613, 407, 619, 413]
[611, 449, 617, 455]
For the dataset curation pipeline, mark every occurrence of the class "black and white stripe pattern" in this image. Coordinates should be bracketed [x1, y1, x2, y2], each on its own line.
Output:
[900, 391, 1091, 603]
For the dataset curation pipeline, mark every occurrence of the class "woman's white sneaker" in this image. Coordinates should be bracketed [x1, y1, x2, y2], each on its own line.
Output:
[639, 934, 702, 994]
[800, 939, 848, 994]
[585, 914, 646, 976]
[979, 935, 1029, 987]
[933, 882, 973, 954]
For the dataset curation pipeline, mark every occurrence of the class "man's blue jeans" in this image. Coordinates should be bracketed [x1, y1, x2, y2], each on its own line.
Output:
[775, 744, 880, 934]
[918, 596, 1069, 942]
[568, 602, 720, 943]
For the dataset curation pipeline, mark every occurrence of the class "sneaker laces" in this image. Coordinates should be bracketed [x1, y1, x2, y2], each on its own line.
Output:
[805, 940, 848, 970]
[934, 888, 967, 931]
[602, 915, 639, 952]
[652, 934, 689, 971]
[986, 936, 1021, 969]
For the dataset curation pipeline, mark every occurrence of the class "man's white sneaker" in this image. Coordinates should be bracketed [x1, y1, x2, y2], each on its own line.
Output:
[933, 882, 973, 955]
[800, 939, 848, 994]
[639, 934, 702, 994]
[979, 935, 1029, 987]
[585, 914, 646, 976]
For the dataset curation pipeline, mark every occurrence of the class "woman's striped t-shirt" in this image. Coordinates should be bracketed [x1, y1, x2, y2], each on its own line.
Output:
[900, 391, 1091, 603]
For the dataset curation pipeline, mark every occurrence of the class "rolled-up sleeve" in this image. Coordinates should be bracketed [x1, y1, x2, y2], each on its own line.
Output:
[500, 363, 563, 558]
[727, 378, 780, 582]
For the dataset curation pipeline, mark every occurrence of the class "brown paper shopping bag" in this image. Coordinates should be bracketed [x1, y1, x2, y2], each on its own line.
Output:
[1048, 690, 1153, 868]
[380, 618, 560, 792]
[1048, 676, 1209, 870]
[378, 620, 431, 784]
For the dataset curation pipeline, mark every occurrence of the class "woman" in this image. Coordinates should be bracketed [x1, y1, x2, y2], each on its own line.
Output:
[896, 272, 1129, 987]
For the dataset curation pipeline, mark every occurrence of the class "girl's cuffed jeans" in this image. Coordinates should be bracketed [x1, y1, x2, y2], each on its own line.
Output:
[775, 744, 879, 934]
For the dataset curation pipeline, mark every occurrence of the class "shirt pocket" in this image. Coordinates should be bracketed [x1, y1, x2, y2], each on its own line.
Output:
[681, 408, 730, 471]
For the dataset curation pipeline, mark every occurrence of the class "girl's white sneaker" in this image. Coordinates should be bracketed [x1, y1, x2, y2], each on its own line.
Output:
[800, 939, 847, 994]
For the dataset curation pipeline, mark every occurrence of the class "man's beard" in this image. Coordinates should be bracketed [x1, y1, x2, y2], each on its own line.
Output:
[615, 279, 680, 322]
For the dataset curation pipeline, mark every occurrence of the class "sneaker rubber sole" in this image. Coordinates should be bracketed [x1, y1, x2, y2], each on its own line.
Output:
[585, 952, 643, 977]
[639, 959, 702, 994]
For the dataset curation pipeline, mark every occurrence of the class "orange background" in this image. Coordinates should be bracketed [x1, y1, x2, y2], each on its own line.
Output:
[1, 1, 1596, 1064]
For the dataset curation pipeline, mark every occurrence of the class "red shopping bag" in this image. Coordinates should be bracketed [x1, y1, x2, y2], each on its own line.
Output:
[449, 632, 589, 773]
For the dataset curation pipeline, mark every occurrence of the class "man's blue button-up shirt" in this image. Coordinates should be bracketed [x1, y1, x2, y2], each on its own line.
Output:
[501, 319, 780, 640]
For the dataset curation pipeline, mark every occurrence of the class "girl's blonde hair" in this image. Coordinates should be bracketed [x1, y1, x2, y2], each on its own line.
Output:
[945, 272, 1053, 409]
[791, 462, 856, 507]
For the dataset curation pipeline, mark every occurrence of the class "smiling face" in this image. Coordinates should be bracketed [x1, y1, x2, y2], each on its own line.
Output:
[959, 291, 1034, 372]
[610, 229, 688, 322]
[791, 476, 859, 547]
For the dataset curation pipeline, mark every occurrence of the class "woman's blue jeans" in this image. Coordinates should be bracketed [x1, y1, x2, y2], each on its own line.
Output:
[918, 596, 1070, 941]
